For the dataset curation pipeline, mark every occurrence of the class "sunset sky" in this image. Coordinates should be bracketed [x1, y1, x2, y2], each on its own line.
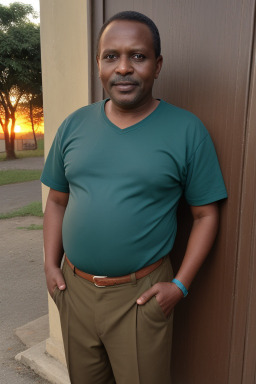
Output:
[0, 0, 43, 135]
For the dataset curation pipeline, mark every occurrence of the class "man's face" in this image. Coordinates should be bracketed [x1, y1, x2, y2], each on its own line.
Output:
[97, 20, 163, 109]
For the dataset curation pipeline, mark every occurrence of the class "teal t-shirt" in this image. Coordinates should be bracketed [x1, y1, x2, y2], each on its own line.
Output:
[41, 99, 227, 276]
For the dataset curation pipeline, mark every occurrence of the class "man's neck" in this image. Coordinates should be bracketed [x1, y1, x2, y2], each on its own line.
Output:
[105, 98, 160, 129]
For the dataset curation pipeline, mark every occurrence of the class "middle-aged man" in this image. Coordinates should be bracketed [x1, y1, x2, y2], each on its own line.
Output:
[41, 11, 227, 384]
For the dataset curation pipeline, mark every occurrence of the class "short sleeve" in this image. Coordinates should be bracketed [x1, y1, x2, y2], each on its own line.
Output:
[40, 129, 70, 193]
[184, 134, 227, 206]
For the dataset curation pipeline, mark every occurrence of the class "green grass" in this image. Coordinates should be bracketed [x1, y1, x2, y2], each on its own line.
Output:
[0, 138, 44, 161]
[17, 224, 43, 230]
[0, 169, 41, 186]
[0, 201, 43, 219]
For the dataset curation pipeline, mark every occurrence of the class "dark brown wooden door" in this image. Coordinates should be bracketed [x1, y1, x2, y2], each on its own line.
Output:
[90, 1, 256, 382]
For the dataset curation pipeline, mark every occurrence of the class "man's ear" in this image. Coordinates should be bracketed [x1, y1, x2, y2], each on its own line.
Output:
[154, 55, 163, 79]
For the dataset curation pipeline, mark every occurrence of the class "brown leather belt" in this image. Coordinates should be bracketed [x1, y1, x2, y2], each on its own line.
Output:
[65, 255, 163, 287]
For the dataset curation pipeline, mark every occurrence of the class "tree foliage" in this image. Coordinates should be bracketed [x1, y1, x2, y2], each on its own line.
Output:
[0, 2, 41, 159]
[0, 2, 37, 29]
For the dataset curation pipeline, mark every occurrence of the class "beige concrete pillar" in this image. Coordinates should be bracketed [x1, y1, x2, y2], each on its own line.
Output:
[40, 0, 90, 364]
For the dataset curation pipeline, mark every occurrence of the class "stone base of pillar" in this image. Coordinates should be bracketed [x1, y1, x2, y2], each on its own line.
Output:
[15, 315, 70, 384]
[46, 336, 66, 366]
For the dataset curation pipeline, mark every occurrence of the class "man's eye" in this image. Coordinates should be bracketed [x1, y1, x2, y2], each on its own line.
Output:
[133, 54, 145, 60]
[105, 54, 116, 60]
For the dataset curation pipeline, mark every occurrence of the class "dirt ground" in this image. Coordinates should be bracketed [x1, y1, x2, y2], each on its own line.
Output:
[0, 157, 50, 384]
[0, 157, 44, 171]
[0, 215, 50, 384]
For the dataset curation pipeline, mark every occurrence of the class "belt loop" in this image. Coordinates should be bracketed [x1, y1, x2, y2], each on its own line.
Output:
[73, 266, 76, 276]
[130, 272, 137, 285]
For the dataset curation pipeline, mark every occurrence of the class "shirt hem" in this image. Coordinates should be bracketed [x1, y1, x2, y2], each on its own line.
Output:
[186, 191, 228, 206]
[40, 176, 69, 193]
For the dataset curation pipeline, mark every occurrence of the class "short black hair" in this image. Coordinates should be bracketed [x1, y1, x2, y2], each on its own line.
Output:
[97, 11, 161, 58]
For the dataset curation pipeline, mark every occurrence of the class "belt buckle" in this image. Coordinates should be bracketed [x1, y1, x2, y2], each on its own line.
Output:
[93, 275, 107, 288]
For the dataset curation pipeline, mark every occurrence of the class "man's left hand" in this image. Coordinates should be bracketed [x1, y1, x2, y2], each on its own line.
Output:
[137, 282, 184, 318]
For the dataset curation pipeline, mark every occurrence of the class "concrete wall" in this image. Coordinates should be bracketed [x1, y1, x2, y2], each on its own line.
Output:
[40, 0, 90, 365]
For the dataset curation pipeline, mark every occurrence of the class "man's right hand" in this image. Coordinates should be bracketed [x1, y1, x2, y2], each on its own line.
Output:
[45, 266, 66, 298]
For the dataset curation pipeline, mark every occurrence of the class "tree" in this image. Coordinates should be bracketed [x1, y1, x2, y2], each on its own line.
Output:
[27, 94, 43, 150]
[0, 2, 41, 159]
[18, 94, 43, 149]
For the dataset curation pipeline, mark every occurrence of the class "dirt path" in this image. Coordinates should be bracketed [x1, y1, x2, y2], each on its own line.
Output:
[0, 157, 49, 383]
[0, 180, 42, 214]
[0, 156, 44, 214]
[0, 216, 49, 384]
[0, 157, 44, 170]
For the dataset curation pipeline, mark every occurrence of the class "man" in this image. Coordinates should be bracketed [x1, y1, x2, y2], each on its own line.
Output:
[41, 11, 227, 384]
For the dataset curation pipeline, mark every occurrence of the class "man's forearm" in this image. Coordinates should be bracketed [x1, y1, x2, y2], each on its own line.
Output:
[137, 202, 220, 317]
[44, 200, 66, 270]
[43, 189, 69, 271]
[43, 189, 69, 296]
[174, 203, 219, 290]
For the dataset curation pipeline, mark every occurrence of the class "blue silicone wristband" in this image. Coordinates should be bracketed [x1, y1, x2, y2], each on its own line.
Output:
[172, 278, 188, 297]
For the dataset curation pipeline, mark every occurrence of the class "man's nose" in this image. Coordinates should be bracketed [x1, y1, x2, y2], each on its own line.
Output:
[115, 56, 133, 75]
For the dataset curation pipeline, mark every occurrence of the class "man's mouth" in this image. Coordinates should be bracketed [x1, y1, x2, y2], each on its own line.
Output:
[112, 82, 138, 91]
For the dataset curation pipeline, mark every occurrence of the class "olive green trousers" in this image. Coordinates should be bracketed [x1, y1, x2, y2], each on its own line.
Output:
[53, 256, 174, 384]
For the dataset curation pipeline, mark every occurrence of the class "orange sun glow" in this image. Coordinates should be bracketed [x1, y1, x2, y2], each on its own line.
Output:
[1, 114, 44, 140]
[14, 125, 21, 133]
[13, 115, 44, 135]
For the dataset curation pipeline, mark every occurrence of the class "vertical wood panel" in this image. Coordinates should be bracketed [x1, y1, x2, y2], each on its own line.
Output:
[229, 16, 256, 383]
[90, 1, 256, 382]
[89, 0, 104, 102]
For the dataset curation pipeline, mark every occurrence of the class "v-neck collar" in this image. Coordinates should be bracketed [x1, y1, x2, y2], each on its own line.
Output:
[101, 99, 163, 134]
